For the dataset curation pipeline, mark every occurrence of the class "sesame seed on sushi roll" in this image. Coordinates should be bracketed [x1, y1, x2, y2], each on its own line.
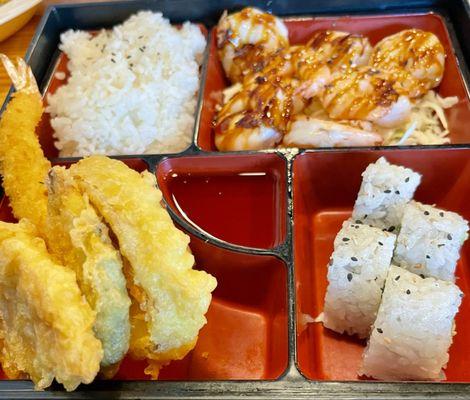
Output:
[393, 201, 469, 282]
[323, 220, 396, 338]
[352, 157, 421, 233]
[360, 265, 463, 381]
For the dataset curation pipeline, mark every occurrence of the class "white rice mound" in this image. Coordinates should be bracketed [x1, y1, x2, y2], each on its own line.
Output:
[360, 265, 463, 381]
[46, 11, 206, 156]
[323, 220, 396, 338]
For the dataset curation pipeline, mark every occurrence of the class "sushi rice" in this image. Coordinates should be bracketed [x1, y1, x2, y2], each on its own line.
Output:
[352, 157, 421, 232]
[393, 201, 469, 282]
[361, 265, 463, 381]
[323, 220, 396, 338]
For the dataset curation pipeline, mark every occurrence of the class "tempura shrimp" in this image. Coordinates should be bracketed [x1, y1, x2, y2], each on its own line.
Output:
[319, 66, 412, 128]
[0, 55, 50, 236]
[371, 29, 445, 98]
[217, 7, 289, 82]
[307, 30, 372, 70]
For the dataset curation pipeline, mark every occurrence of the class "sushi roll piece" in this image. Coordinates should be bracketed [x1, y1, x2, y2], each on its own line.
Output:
[393, 201, 469, 282]
[352, 157, 421, 232]
[323, 220, 396, 338]
[360, 265, 463, 381]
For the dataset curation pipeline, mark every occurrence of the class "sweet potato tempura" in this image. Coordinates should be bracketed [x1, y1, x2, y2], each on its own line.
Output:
[0, 220, 102, 391]
[70, 156, 217, 376]
[0, 55, 50, 235]
[47, 166, 131, 367]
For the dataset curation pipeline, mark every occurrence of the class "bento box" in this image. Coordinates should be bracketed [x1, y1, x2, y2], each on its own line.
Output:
[0, 0, 469, 398]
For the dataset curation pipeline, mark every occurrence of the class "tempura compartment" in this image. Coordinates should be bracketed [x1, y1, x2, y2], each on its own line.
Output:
[198, 12, 470, 151]
[293, 148, 470, 382]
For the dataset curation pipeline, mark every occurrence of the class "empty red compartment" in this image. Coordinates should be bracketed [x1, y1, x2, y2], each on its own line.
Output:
[293, 148, 470, 382]
[157, 153, 287, 249]
[199, 12, 470, 151]
[0, 158, 288, 381]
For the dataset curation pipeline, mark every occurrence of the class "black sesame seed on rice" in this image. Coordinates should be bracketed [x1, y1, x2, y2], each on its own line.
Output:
[388, 226, 395, 232]
[329, 259, 334, 266]
[384, 189, 391, 193]
[424, 211, 430, 216]
[395, 275, 400, 281]
[395, 190, 400, 195]
[351, 257, 358, 262]
[438, 244, 445, 248]
[420, 274, 425, 279]
[447, 234, 453, 240]
[342, 237, 350, 242]
[347, 273, 353, 282]
[406, 289, 411, 295]
[378, 241, 383, 246]
[355, 220, 362, 224]
[376, 328, 383, 333]
[405, 177, 410, 182]
[426, 255, 430, 259]
[439, 212, 444, 217]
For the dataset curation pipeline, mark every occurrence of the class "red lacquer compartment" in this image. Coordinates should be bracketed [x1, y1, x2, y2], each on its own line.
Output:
[0, 158, 288, 381]
[293, 149, 470, 382]
[157, 153, 287, 249]
[199, 12, 470, 151]
[116, 235, 289, 381]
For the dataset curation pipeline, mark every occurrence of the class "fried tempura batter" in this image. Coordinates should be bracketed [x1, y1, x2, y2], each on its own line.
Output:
[0, 56, 50, 235]
[0, 220, 102, 391]
[46, 167, 131, 367]
[70, 156, 217, 376]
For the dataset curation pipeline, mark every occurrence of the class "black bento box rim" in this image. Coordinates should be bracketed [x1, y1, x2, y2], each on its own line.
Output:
[0, 0, 470, 398]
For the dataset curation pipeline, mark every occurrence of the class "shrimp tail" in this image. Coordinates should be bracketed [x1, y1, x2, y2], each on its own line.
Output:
[0, 54, 39, 94]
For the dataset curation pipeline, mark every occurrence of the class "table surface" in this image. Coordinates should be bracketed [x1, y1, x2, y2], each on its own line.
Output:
[0, 0, 116, 102]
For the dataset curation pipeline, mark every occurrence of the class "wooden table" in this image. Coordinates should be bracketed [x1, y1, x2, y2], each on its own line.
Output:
[0, 0, 113, 102]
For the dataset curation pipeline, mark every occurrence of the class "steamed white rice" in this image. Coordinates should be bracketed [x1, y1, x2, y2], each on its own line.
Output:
[46, 11, 206, 156]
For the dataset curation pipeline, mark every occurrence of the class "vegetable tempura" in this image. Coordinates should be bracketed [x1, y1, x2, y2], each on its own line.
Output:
[47, 166, 131, 367]
[70, 156, 217, 377]
[0, 220, 102, 391]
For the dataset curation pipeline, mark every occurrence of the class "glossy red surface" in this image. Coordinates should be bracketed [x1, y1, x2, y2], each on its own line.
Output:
[116, 235, 289, 380]
[157, 153, 287, 249]
[199, 12, 470, 151]
[0, 158, 288, 381]
[293, 148, 470, 382]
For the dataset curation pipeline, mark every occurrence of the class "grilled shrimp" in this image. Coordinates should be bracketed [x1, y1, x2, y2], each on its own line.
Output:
[241, 45, 331, 98]
[371, 29, 445, 98]
[319, 66, 412, 127]
[217, 7, 289, 82]
[215, 77, 297, 151]
[283, 115, 383, 148]
[307, 30, 372, 70]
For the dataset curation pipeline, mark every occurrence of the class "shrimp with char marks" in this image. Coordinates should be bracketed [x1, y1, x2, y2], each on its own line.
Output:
[319, 66, 412, 128]
[217, 7, 289, 83]
[306, 30, 372, 70]
[371, 29, 445, 98]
